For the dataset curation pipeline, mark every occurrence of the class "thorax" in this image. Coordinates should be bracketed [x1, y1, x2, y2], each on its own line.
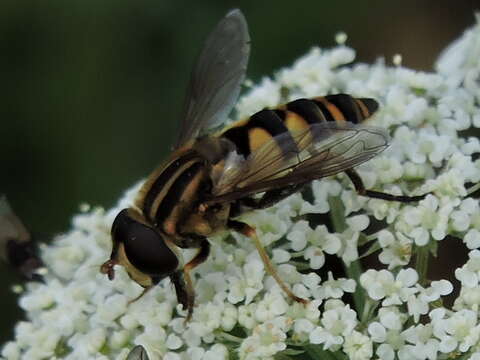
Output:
[135, 137, 232, 244]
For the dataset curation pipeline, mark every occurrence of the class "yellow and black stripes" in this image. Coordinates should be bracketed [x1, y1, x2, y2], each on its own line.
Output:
[140, 151, 209, 236]
[157, 161, 206, 236]
[221, 110, 296, 156]
[220, 94, 379, 157]
[317, 94, 378, 123]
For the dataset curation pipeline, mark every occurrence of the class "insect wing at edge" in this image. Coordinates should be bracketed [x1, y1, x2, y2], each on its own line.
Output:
[0, 195, 43, 280]
[174, 9, 251, 149]
[0, 195, 31, 264]
[210, 122, 390, 203]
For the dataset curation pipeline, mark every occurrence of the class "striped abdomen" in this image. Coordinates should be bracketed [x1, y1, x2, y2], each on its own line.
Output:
[221, 94, 378, 157]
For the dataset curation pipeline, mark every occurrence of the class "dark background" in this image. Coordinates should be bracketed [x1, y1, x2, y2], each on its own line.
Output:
[0, 0, 478, 345]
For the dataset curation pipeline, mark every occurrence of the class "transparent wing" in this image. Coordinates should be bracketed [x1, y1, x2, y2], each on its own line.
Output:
[174, 9, 250, 148]
[127, 345, 150, 360]
[0, 195, 30, 262]
[210, 122, 389, 203]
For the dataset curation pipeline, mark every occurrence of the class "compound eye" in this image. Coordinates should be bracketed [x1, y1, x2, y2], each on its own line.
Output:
[111, 209, 178, 276]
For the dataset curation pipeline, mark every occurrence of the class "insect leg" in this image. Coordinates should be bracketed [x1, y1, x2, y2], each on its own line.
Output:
[345, 169, 427, 202]
[182, 239, 210, 321]
[243, 183, 306, 210]
[228, 220, 309, 304]
[170, 271, 189, 310]
[128, 285, 154, 304]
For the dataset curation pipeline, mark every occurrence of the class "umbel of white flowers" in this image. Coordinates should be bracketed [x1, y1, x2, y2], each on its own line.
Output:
[4, 14, 480, 360]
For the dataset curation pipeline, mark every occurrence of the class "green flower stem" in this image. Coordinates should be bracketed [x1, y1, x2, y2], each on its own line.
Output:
[216, 331, 244, 343]
[304, 345, 347, 360]
[329, 197, 366, 315]
[466, 182, 480, 196]
[288, 260, 313, 271]
[360, 298, 379, 327]
[328, 197, 348, 233]
[415, 244, 430, 286]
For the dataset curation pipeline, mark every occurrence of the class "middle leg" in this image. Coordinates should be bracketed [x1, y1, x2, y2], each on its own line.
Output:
[228, 219, 308, 304]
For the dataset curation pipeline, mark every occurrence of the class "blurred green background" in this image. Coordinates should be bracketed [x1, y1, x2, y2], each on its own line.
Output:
[0, 0, 478, 346]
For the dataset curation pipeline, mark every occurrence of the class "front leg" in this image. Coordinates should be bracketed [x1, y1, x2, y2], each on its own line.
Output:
[169, 238, 210, 322]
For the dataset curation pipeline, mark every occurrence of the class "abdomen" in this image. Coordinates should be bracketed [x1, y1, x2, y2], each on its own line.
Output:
[221, 94, 378, 157]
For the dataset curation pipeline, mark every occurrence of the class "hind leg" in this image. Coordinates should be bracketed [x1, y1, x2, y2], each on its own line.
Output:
[346, 169, 428, 202]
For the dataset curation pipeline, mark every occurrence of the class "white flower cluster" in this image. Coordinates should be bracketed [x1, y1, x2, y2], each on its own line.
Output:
[4, 14, 480, 360]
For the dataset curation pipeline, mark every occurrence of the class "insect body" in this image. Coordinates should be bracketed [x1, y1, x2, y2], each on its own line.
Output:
[127, 345, 150, 360]
[101, 9, 426, 320]
[0, 195, 43, 281]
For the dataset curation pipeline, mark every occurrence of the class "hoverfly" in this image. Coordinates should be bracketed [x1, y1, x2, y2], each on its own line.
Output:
[0, 195, 43, 281]
[101, 9, 426, 320]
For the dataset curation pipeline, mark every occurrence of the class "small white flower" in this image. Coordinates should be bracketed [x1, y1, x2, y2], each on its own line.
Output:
[424, 280, 454, 302]
[238, 318, 287, 360]
[455, 250, 480, 288]
[204, 344, 229, 360]
[342, 330, 373, 360]
[465, 229, 480, 249]
[236, 77, 281, 117]
[309, 300, 357, 349]
[166, 334, 183, 350]
[373, 157, 404, 184]
[271, 249, 290, 264]
[2, 341, 21, 360]
[189, 302, 224, 338]
[164, 352, 182, 360]
[240, 209, 290, 247]
[360, 268, 419, 305]
[432, 309, 480, 353]
[220, 303, 238, 332]
[238, 303, 258, 330]
[403, 324, 440, 360]
[195, 272, 229, 304]
[286, 221, 341, 268]
[254, 292, 288, 322]
[341, 189, 368, 216]
[322, 272, 356, 299]
[378, 230, 413, 269]
[227, 259, 265, 304]
[454, 286, 480, 311]
[299, 180, 341, 215]
[407, 293, 429, 324]
[402, 195, 453, 244]
[287, 300, 321, 340]
[368, 309, 412, 360]
[367, 189, 402, 224]
[335, 215, 370, 265]
[423, 169, 467, 198]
